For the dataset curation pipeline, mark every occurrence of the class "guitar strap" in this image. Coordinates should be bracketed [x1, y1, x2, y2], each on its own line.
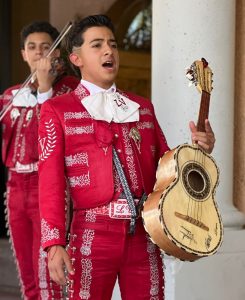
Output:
[112, 147, 138, 234]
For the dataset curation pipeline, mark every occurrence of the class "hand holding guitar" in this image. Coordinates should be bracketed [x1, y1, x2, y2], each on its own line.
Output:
[142, 58, 223, 261]
[189, 119, 215, 154]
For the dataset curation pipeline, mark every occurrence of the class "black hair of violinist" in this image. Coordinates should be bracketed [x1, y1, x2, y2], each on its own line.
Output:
[20, 21, 60, 50]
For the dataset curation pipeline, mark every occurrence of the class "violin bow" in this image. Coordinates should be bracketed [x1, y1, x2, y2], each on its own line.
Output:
[0, 21, 73, 121]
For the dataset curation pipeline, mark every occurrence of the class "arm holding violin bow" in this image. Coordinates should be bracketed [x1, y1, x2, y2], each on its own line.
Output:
[0, 21, 79, 121]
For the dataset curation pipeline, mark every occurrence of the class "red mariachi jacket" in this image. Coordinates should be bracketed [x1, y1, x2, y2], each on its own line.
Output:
[38, 84, 169, 249]
[0, 75, 79, 168]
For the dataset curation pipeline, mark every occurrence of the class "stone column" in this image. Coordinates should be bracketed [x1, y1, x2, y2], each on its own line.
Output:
[152, 0, 245, 228]
[152, 1, 245, 299]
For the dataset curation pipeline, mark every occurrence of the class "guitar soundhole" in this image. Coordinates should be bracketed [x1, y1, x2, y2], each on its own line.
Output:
[188, 171, 204, 192]
[182, 162, 210, 200]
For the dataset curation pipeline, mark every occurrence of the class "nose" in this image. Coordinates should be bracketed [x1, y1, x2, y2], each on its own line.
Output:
[37, 45, 49, 57]
[104, 44, 113, 56]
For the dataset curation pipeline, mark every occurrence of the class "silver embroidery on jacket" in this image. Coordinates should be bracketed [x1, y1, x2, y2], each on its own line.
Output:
[147, 237, 160, 299]
[74, 84, 89, 100]
[41, 218, 60, 244]
[64, 111, 91, 120]
[65, 124, 94, 135]
[79, 259, 93, 299]
[85, 210, 97, 223]
[65, 152, 89, 167]
[79, 227, 95, 299]
[137, 121, 154, 130]
[39, 119, 57, 161]
[121, 125, 139, 192]
[68, 172, 90, 188]
[140, 108, 153, 116]
[38, 247, 49, 300]
[13, 109, 26, 162]
[80, 229, 95, 256]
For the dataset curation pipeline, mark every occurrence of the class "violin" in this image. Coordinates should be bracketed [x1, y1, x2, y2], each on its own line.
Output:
[29, 57, 67, 93]
[0, 22, 72, 121]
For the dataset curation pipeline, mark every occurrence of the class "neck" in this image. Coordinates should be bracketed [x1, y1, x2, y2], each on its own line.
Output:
[197, 90, 210, 132]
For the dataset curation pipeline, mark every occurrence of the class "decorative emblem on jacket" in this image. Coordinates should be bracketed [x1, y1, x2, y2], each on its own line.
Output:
[39, 119, 57, 161]
[10, 108, 20, 121]
[129, 127, 142, 153]
[26, 109, 33, 121]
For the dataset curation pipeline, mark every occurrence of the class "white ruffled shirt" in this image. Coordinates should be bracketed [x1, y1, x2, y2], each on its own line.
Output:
[81, 80, 139, 123]
[12, 85, 52, 108]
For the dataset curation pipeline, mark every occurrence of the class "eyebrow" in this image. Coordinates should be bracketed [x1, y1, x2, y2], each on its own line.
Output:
[26, 42, 52, 46]
[89, 38, 117, 44]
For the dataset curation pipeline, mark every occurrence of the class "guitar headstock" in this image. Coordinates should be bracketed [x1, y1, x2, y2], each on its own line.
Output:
[186, 58, 213, 94]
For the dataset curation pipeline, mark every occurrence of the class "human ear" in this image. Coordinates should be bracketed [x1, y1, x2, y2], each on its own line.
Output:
[21, 49, 27, 62]
[69, 52, 83, 67]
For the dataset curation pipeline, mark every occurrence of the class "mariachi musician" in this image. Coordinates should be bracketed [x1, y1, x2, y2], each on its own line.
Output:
[0, 21, 79, 299]
[38, 15, 216, 299]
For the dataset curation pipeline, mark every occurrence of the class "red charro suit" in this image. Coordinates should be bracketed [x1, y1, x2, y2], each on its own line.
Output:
[38, 84, 169, 299]
[1, 75, 79, 300]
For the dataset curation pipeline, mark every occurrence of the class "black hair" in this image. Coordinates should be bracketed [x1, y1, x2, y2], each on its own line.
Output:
[20, 21, 60, 49]
[65, 15, 115, 54]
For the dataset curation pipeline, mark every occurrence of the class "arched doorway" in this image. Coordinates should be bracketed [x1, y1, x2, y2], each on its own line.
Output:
[107, 0, 152, 99]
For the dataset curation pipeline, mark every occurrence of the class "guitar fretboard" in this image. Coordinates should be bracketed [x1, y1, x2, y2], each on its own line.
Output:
[197, 90, 210, 132]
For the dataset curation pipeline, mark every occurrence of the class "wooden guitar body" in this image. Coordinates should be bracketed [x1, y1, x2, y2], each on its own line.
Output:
[142, 144, 223, 261]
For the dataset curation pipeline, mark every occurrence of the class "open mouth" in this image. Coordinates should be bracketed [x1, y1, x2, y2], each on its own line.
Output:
[102, 61, 114, 69]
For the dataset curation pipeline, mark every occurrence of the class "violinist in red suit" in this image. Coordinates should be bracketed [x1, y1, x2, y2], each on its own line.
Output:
[0, 21, 79, 299]
[38, 15, 216, 299]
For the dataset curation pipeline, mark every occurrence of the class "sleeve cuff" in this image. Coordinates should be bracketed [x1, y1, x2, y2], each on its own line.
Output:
[37, 88, 53, 104]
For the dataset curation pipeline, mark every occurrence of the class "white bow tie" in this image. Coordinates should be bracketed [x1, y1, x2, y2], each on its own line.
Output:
[82, 92, 139, 123]
[12, 87, 37, 108]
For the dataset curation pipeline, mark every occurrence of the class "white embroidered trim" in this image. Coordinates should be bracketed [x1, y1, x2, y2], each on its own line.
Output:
[64, 111, 91, 120]
[65, 152, 89, 167]
[68, 172, 90, 188]
[41, 218, 60, 244]
[19, 135, 26, 161]
[65, 124, 94, 135]
[85, 210, 97, 223]
[137, 121, 154, 130]
[80, 229, 95, 256]
[5, 186, 26, 299]
[122, 125, 139, 192]
[79, 228, 94, 299]
[79, 259, 93, 299]
[147, 237, 160, 299]
[74, 84, 89, 100]
[140, 108, 153, 116]
[39, 119, 57, 161]
[13, 108, 26, 162]
[126, 156, 139, 191]
[38, 247, 48, 290]
[40, 289, 49, 300]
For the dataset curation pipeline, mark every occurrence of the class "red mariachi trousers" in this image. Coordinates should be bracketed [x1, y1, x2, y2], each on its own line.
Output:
[66, 209, 164, 300]
[6, 171, 63, 300]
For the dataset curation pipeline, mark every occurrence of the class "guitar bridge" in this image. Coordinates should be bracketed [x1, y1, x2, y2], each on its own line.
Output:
[175, 211, 209, 231]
